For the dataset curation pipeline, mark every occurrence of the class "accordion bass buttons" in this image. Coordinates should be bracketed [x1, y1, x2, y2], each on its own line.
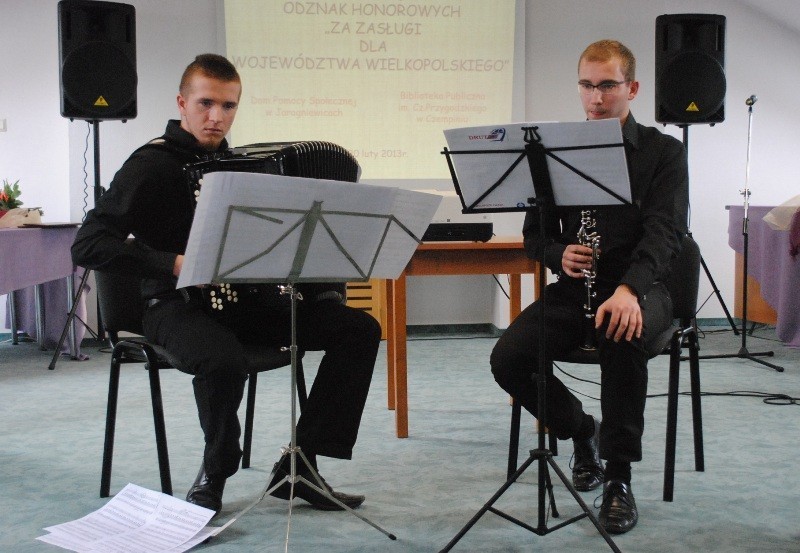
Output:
[193, 177, 204, 202]
[205, 283, 239, 310]
[207, 287, 226, 310]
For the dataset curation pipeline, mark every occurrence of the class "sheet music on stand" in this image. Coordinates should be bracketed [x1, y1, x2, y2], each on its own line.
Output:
[178, 172, 441, 289]
[442, 119, 632, 212]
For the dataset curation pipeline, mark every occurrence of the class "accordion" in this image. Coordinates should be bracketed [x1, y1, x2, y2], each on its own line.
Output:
[184, 140, 360, 312]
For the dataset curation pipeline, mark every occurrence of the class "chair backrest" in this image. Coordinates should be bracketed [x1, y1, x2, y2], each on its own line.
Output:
[665, 234, 701, 321]
[94, 270, 146, 339]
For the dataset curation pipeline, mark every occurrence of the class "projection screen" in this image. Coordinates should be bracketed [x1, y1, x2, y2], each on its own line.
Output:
[223, 0, 522, 183]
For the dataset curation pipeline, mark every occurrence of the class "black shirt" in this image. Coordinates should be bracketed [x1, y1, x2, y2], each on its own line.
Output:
[522, 113, 689, 297]
[71, 120, 230, 299]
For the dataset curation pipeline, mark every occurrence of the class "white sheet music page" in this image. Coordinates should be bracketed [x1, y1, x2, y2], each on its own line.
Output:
[443, 119, 631, 210]
[178, 172, 441, 288]
[36, 483, 216, 552]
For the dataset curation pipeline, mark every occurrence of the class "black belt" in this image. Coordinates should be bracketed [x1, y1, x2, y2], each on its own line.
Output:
[144, 289, 194, 309]
[145, 297, 165, 309]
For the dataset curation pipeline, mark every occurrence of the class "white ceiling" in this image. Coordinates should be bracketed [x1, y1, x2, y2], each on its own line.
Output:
[738, 0, 800, 35]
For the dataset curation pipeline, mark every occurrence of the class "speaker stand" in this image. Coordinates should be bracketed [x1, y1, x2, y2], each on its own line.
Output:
[50, 119, 107, 370]
[679, 125, 739, 335]
[86, 119, 106, 343]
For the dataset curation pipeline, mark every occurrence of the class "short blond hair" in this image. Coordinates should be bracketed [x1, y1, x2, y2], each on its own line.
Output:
[579, 40, 636, 81]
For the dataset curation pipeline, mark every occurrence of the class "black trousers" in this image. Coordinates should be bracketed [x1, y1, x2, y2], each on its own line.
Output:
[490, 279, 671, 463]
[142, 293, 381, 479]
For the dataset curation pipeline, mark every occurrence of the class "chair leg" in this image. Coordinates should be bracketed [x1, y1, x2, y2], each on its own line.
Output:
[147, 364, 172, 496]
[687, 329, 705, 472]
[507, 399, 521, 480]
[100, 355, 122, 498]
[663, 332, 682, 502]
[242, 372, 258, 469]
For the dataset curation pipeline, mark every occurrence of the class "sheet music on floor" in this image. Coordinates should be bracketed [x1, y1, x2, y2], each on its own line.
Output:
[36, 483, 220, 552]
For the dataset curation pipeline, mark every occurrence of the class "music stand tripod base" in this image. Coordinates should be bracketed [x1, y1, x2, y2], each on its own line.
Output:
[439, 447, 620, 553]
[265, 446, 397, 539]
[211, 286, 396, 551]
[438, 234, 621, 553]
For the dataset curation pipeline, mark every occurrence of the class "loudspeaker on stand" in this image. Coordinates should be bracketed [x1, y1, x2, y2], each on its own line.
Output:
[58, 0, 137, 121]
[655, 13, 726, 126]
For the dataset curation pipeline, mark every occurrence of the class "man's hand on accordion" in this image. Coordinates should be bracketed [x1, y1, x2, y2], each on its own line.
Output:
[173, 254, 210, 289]
[173, 254, 184, 277]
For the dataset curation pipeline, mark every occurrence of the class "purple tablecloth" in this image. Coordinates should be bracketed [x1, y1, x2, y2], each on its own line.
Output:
[1, 226, 86, 353]
[0, 227, 79, 294]
[728, 205, 800, 348]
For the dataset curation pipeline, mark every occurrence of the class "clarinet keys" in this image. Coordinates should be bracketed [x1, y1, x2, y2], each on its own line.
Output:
[578, 210, 601, 351]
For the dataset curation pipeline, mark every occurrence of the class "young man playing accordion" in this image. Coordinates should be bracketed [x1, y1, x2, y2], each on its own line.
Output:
[72, 54, 380, 517]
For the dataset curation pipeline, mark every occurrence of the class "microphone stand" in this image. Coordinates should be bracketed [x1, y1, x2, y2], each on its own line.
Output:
[699, 95, 783, 372]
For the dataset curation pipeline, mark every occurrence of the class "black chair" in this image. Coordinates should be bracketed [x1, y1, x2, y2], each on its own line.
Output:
[507, 234, 703, 502]
[95, 270, 306, 498]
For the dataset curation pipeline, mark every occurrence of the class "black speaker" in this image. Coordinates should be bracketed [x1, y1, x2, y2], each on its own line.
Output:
[58, 0, 137, 121]
[655, 14, 726, 125]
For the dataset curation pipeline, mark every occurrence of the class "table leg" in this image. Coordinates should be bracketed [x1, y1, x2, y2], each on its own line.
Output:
[393, 274, 408, 438]
[9, 291, 19, 345]
[509, 274, 522, 321]
[34, 284, 45, 350]
[386, 278, 396, 410]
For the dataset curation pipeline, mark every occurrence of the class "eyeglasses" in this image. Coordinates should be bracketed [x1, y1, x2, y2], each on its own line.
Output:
[578, 80, 629, 95]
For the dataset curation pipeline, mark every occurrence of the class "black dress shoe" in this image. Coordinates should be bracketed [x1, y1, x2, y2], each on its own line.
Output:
[267, 460, 365, 511]
[598, 479, 638, 534]
[572, 416, 604, 491]
[185, 464, 226, 516]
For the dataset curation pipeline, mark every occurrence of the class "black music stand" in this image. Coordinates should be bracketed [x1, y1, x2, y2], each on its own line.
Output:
[438, 122, 632, 552]
[177, 171, 441, 549]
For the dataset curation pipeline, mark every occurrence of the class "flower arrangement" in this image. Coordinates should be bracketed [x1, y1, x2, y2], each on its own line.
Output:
[0, 179, 23, 210]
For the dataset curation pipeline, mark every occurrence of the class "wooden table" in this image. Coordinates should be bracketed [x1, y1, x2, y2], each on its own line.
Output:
[385, 237, 539, 437]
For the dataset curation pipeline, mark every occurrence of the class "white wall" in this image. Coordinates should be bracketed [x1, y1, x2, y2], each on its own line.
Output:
[3, 0, 799, 332]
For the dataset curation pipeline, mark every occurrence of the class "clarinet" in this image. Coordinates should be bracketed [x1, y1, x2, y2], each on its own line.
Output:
[577, 210, 601, 351]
